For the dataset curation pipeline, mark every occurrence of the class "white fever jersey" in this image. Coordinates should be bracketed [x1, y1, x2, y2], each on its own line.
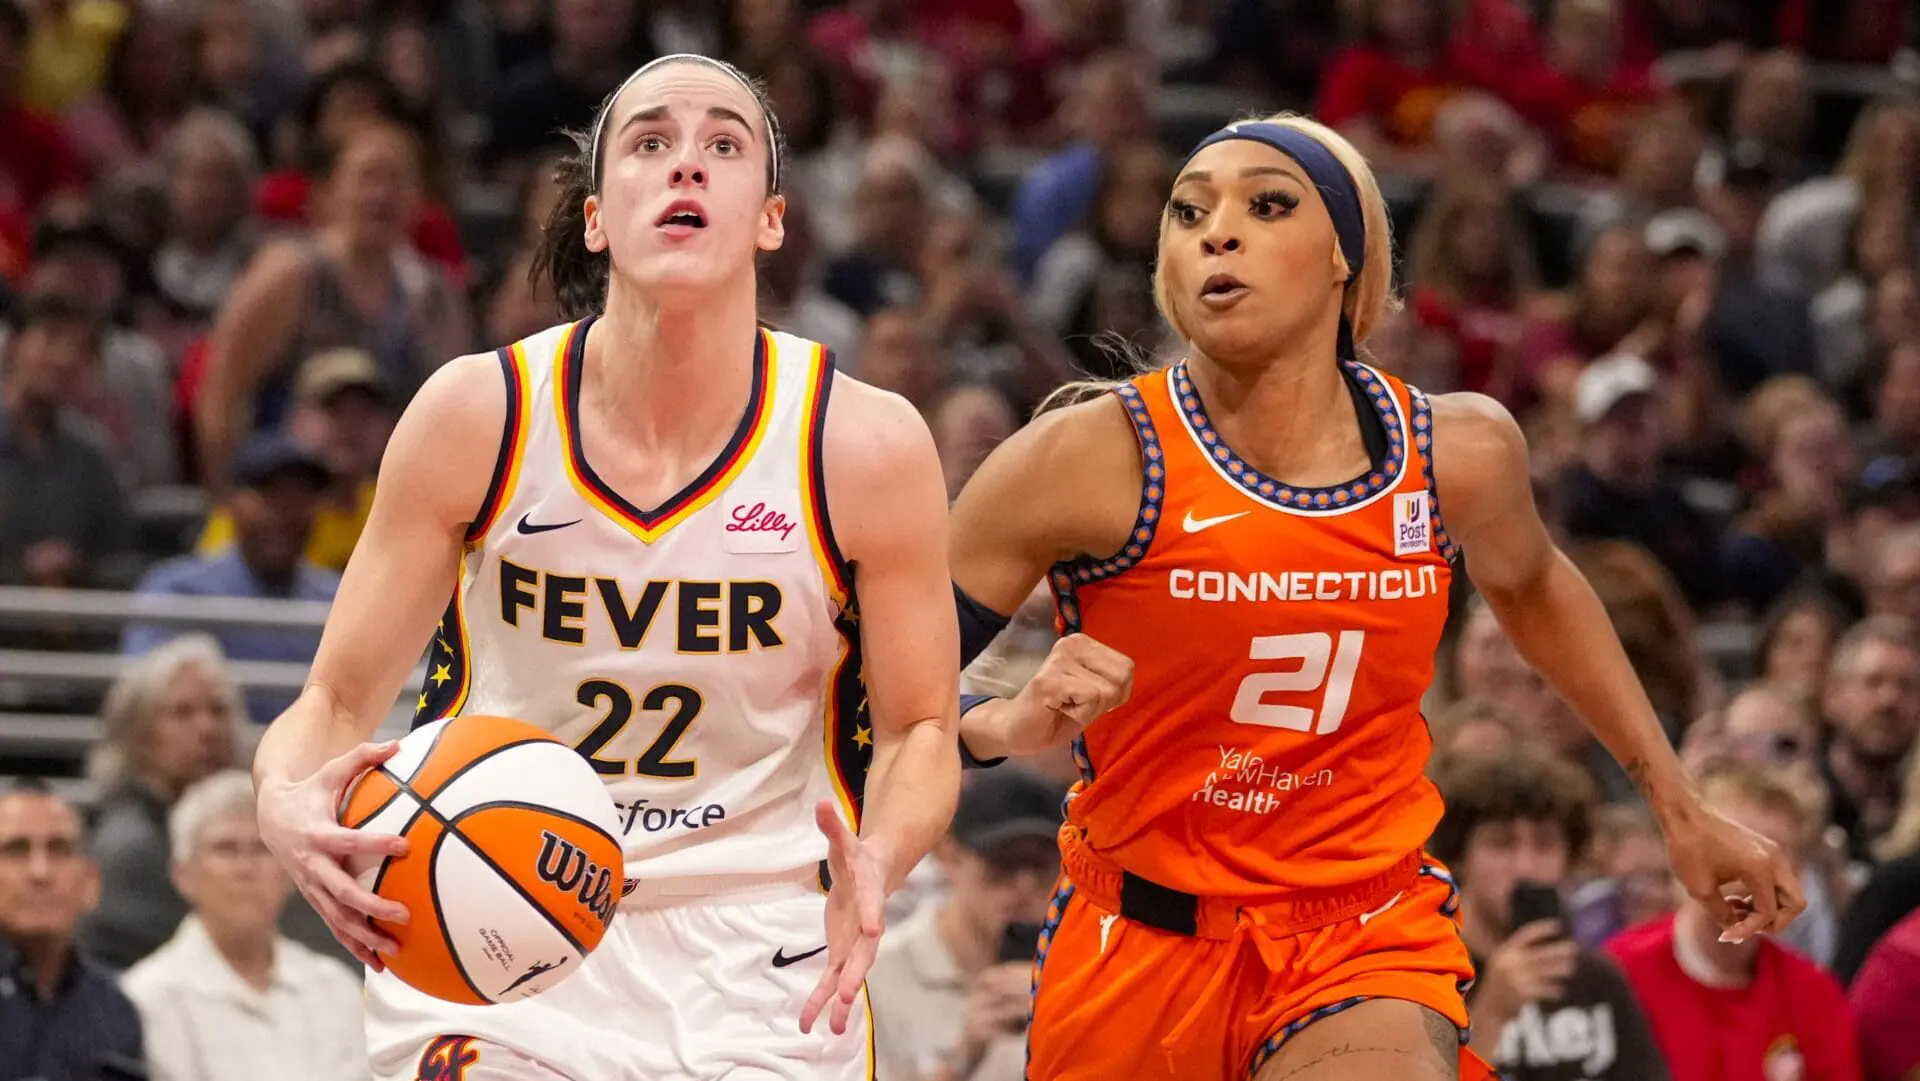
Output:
[412, 317, 867, 883]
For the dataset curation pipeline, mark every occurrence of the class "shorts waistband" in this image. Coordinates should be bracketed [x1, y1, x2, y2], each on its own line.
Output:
[618, 865, 821, 910]
[1058, 823, 1422, 940]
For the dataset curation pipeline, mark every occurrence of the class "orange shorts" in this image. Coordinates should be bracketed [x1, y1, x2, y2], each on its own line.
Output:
[1027, 831, 1488, 1081]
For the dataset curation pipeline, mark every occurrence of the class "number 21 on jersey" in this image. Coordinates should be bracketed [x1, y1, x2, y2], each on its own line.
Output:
[1230, 631, 1364, 735]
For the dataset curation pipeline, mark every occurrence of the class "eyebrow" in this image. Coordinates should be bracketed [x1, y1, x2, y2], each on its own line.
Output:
[1173, 164, 1308, 187]
[617, 105, 758, 140]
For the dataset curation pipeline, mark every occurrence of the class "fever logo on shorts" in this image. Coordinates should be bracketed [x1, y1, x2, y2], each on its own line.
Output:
[416, 1035, 480, 1081]
[535, 830, 618, 929]
[1393, 491, 1431, 557]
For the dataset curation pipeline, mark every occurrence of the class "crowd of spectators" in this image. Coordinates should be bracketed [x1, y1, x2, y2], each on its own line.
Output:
[0, 0, 1918, 1079]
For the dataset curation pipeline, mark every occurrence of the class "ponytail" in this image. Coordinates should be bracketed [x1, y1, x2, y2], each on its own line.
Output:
[529, 129, 609, 321]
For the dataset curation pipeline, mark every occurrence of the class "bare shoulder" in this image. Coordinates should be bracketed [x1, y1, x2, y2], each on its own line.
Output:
[953, 386, 1145, 565]
[376, 352, 514, 531]
[1428, 390, 1532, 530]
[821, 372, 938, 467]
[820, 375, 946, 562]
[241, 235, 320, 288]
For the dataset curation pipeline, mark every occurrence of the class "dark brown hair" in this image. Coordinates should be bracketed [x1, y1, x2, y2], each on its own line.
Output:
[1428, 751, 1598, 868]
[530, 55, 786, 320]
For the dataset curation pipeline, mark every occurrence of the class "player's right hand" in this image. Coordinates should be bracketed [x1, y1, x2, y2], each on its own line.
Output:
[991, 633, 1134, 757]
[256, 740, 413, 970]
[1472, 919, 1578, 1022]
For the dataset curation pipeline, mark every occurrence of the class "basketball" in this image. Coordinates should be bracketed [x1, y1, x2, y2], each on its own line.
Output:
[337, 715, 626, 1005]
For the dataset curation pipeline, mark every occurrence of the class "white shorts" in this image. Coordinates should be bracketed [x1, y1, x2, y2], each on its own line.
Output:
[365, 869, 874, 1081]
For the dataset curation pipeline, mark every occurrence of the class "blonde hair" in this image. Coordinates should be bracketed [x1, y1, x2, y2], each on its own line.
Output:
[88, 635, 248, 791]
[1696, 764, 1810, 844]
[1152, 112, 1397, 350]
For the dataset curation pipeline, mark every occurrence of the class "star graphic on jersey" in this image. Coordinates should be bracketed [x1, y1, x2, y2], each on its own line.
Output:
[852, 725, 872, 748]
[416, 691, 429, 711]
[431, 664, 452, 686]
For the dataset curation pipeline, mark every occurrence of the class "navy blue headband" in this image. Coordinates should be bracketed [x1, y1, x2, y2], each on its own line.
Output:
[1183, 121, 1368, 359]
[1183, 121, 1366, 285]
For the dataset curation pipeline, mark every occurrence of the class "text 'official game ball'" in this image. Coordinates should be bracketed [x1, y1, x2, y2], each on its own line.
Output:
[338, 715, 625, 1005]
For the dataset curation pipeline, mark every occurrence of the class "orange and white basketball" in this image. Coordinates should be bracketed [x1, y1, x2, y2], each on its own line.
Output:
[337, 715, 625, 1005]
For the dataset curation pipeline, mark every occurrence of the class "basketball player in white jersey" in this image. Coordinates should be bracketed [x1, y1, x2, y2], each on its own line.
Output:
[252, 54, 962, 1080]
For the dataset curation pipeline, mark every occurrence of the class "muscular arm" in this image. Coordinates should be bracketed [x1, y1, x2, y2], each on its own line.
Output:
[948, 395, 1142, 761]
[251, 353, 504, 791]
[823, 379, 964, 892]
[1431, 392, 1700, 819]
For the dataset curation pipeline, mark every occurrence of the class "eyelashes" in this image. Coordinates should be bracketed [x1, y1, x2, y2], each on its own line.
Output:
[1164, 190, 1301, 226]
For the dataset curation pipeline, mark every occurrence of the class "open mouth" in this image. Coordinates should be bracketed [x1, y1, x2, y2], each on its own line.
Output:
[656, 200, 708, 229]
[1201, 273, 1247, 297]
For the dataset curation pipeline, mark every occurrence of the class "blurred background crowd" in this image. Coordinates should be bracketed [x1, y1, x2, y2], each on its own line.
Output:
[0, 0, 1919, 1078]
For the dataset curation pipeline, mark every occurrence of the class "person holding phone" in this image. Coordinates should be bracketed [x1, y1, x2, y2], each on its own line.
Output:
[1431, 753, 1670, 1081]
[866, 769, 1064, 1081]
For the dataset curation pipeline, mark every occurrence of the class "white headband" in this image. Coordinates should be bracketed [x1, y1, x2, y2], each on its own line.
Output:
[586, 54, 782, 193]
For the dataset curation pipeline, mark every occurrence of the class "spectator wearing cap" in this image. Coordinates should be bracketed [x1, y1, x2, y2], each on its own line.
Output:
[196, 348, 393, 573]
[121, 771, 367, 1081]
[0, 1, 86, 222]
[868, 769, 1063, 1081]
[1851, 906, 1920, 1081]
[0, 779, 144, 1081]
[123, 431, 340, 722]
[1608, 767, 1863, 1081]
[9, 209, 176, 488]
[1558, 353, 1725, 610]
[0, 293, 134, 592]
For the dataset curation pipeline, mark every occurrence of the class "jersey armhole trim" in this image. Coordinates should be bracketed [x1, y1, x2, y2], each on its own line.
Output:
[1409, 388, 1458, 563]
[463, 344, 530, 546]
[1049, 382, 1166, 596]
[800, 343, 853, 607]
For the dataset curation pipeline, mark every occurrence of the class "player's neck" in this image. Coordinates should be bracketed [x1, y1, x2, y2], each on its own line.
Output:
[590, 280, 762, 447]
[1184, 331, 1357, 485]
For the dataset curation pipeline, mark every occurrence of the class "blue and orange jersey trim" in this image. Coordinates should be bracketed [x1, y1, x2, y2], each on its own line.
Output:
[463, 343, 533, 546]
[554, 315, 778, 544]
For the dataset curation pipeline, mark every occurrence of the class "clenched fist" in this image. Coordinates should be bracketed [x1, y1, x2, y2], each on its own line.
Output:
[971, 634, 1134, 758]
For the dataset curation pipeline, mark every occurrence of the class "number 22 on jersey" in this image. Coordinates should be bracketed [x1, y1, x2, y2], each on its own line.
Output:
[1230, 630, 1365, 735]
[573, 679, 705, 777]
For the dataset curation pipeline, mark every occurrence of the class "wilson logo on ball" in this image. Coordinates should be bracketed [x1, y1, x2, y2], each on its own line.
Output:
[535, 831, 617, 928]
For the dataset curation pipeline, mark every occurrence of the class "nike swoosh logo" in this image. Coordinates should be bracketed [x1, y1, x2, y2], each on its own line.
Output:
[771, 945, 829, 968]
[1357, 891, 1404, 926]
[1182, 510, 1251, 533]
[517, 514, 582, 535]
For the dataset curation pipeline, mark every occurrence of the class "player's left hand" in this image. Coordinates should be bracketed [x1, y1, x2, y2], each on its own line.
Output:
[800, 799, 885, 1036]
[1663, 798, 1805, 943]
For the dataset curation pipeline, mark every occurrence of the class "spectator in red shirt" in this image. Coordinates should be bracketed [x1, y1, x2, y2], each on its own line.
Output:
[255, 60, 468, 287]
[0, 1, 86, 219]
[1505, 0, 1666, 177]
[1404, 179, 1541, 406]
[1315, 0, 1469, 175]
[1609, 766, 1864, 1081]
[1850, 901, 1920, 1080]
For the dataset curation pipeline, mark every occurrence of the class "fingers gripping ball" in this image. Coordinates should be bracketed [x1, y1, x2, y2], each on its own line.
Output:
[338, 716, 625, 1005]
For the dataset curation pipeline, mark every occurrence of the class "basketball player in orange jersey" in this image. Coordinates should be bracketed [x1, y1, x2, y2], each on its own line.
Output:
[942, 114, 1804, 1081]
[251, 55, 961, 1079]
